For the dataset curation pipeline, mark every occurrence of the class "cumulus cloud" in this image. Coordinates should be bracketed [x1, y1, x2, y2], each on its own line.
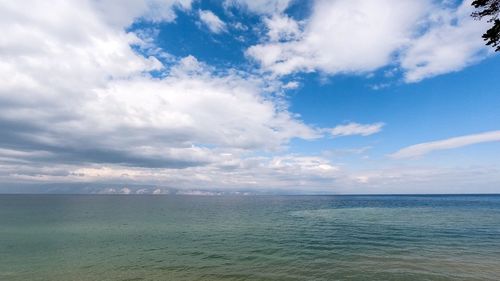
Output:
[330, 122, 384, 137]
[400, 1, 491, 82]
[198, 9, 227, 33]
[247, 0, 430, 76]
[391, 130, 500, 159]
[246, 0, 492, 82]
[0, 0, 319, 175]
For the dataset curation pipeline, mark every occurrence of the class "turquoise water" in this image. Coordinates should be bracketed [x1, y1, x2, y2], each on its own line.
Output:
[1, 195, 500, 280]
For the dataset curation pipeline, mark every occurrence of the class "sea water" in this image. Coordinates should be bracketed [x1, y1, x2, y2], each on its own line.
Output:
[1, 195, 499, 280]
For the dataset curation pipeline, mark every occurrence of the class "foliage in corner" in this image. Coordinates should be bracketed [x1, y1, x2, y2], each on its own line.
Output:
[472, 0, 500, 51]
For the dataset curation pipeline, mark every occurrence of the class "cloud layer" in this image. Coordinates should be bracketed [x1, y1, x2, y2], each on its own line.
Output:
[0, 0, 498, 194]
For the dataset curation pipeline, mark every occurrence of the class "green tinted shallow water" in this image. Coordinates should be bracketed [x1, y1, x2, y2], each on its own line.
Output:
[1, 195, 500, 281]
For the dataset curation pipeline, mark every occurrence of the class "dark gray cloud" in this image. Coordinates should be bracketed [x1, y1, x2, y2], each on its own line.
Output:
[0, 119, 210, 168]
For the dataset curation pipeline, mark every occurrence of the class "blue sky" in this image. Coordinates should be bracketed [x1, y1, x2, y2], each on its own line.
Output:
[0, 0, 499, 194]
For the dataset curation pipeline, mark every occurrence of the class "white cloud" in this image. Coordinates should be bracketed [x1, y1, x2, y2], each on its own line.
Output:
[198, 9, 227, 34]
[246, 0, 493, 82]
[224, 0, 292, 15]
[400, 0, 491, 82]
[0, 0, 320, 174]
[82, 57, 319, 152]
[247, 0, 430, 76]
[264, 14, 302, 42]
[92, 0, 193, 27]
[331, 122, 384, 137]
[282, 81, 299, 89]
[391, 130, 500, 159]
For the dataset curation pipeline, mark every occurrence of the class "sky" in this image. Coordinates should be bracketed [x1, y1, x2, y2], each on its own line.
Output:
[0, 0, 499, 194]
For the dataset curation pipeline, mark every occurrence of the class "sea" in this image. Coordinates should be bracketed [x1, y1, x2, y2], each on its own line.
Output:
[1, 194, 499, 281]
